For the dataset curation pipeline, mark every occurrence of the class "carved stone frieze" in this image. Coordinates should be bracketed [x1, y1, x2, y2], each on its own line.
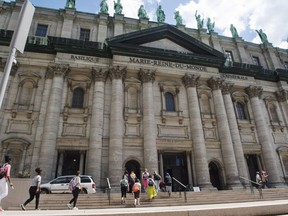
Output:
[182, 73, 200, 88]
[109, 65, 127, 81]
[276, 89, 288, 102]
[46, 63, 70, 79]
[91, 67, 108, 82]
[221, 82, 234, 95]
[245, 86, 263, 99]
[138, 68, 155, 83]
[207, 77, 224, 90]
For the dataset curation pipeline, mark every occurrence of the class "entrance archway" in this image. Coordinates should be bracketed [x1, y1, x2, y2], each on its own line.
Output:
[125, 160, 141, 180]
[209, 161, 223, 190]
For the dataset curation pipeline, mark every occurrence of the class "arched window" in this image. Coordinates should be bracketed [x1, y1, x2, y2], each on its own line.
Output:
[165, 92, 175, 112]
[236, 102, 247, 120]
[72, 87, 84, 108]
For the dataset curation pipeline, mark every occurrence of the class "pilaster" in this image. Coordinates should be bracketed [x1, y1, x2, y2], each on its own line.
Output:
[97, 13, 109, 42]
[61, 8, 76, 38]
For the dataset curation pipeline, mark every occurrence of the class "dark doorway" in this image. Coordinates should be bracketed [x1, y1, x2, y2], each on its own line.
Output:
[61, 151, 80, 176]
[245, 154, 260, 187]
[125, 160, 141, 180]
[209, 161, 222, 190]
[163, 152, 188, 191]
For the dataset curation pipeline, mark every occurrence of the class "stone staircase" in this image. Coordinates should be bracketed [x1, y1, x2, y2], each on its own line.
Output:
[10, 188, 288, 211]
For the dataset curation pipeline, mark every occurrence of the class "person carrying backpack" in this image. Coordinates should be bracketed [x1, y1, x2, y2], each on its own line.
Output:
[132, 178, 141, 207]
[147, 175, 156, 201]
[165, 172, 172, 197]
[67, 171, 82, 210]
[120, 175, 129, 204]
[0, 157, 13, 212]
[153, 171, 161, 193]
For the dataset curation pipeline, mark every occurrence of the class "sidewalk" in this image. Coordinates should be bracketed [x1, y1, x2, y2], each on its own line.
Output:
[2, 199, 288, 216]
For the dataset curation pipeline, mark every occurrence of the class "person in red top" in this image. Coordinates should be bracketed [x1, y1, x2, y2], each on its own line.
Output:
[0, 157, 13, 212]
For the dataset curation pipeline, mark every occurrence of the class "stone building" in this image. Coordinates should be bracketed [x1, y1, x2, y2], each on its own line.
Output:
[1, 0, 288, 191]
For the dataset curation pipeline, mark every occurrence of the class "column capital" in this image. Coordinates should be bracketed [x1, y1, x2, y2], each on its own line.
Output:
[46, 63, 70, 79]
[276, 89, 288, 102]
[245, 86, 263, 99]
[222, 82, 234, 95]
[182, 73, 200, 88]
[92, 67, 108, 82]
[109, 66, 127, 81]
[138, 68, 155, 83]
[207, 77, 224, 90]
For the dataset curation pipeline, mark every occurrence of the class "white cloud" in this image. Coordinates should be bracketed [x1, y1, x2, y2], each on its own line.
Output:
[176, 0, 288, 49]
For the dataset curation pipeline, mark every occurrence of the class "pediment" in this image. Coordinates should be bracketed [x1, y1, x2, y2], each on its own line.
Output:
[106, 24, 226, 68]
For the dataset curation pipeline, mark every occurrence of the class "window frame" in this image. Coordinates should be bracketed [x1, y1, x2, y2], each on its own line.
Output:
[35, 24, 48, 37]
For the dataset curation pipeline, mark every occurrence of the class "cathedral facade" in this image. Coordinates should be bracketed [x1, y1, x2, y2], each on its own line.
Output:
[1, 0, 288, 191]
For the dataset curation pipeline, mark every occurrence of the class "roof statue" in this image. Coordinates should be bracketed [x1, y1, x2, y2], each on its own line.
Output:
[138, 5, 149, 19]
[174, 11, 183, 25]
[195, 10, 204, 29]
[207, 17, 215, 33]
[156, 5, 165, 23]
[114, 0, 123, 15]
[100, 0, 109, 13]
[230, 24, 239, 38]
[66, 0, 75, 9]
[256, 29, 269, 45]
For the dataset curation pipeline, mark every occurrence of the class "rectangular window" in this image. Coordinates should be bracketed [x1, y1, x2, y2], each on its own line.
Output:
[35, 24, 48, 37]
[80, 28, 90, 41]
[284, 61, 288, 70]
[252, 56, 260, 66]
[225, 50, 234, 62]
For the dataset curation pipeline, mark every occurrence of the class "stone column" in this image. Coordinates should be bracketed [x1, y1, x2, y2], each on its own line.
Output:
[79, 151, 85, 174]
[222, 82, 250, 183]
[182, 74, 211, 188]
[246, 86, 283, 186]
[138, 69, 158, 173]
[159, 152, 164, 178]
[108, 66, 126, 187]
[57, 151, 64, 176]
[97, 13, 108, 43]
[208, 77, 241, 188]
[30, 77, 53, 174]
[38, 64, 69, 181]
[86, 68, 108, 187]
[19, 146, 27, 173]
[186, 151, 193, 185]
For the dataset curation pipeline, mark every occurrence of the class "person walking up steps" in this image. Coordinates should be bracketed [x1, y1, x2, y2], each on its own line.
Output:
[67, 171, 82, 210]
[147, 175, 156, 201]
[120, 175, 129, 204]
[21, 168, 42, 211]
[132, 178, 141, 207]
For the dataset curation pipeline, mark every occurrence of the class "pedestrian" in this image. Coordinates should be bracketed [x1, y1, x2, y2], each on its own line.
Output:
[142, 168, 149, 193]
[132, 178, 141, 207]
[147, 175, 157, 201]
[164, 172, 172, 197]
[120, 175, 129, 204]
[261, 170, 269, 188]
[256, 171, 263, 199]
[67, 171, 82, 210]
[128, 171, 136, 193]
[0, 157, 13, 212]
[20, 167, 42, 211]
[153, 170, 161, 193]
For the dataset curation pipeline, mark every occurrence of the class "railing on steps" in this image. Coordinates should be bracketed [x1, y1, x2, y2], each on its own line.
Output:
[172, 177, 187, 203]
[239, 176, 263, 199]
[106, 178, 111, 205]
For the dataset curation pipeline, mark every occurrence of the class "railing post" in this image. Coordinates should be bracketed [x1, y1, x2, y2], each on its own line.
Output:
[107, 178, 111, 205]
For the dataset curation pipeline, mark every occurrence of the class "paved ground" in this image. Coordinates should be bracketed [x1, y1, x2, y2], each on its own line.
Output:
[1, 199, 288, 216]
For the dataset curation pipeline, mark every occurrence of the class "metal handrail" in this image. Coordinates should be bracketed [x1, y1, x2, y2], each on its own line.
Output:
[172, 177, 187, 202]
[239, 176, 263, 199]
[106, 178, 111, 205]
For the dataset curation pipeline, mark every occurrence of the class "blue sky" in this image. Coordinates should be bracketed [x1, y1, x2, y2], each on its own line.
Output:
[4, 0, 288, 49]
